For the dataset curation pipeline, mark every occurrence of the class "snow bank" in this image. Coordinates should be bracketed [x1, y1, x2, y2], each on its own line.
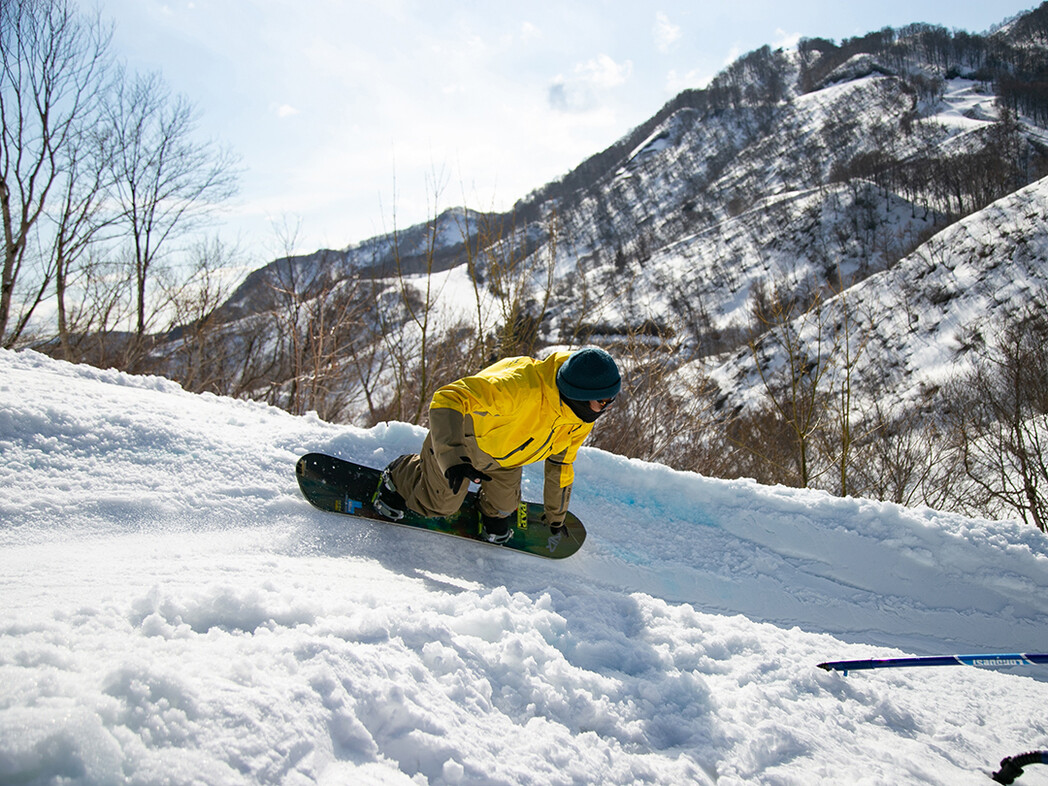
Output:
[2, 348, 1047, 784]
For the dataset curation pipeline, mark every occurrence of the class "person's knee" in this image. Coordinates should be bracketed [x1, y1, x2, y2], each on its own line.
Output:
[478, 480, 521, 518]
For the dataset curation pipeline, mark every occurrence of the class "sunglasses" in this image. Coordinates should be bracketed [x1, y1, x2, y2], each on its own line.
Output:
[595, 397, 616, 410]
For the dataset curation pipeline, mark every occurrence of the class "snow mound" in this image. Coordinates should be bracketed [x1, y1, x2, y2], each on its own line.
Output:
[2, 348, 1047, 784]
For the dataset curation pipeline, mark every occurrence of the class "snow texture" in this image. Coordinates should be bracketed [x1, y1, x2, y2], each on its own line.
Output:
[2, 348, 1047, 785]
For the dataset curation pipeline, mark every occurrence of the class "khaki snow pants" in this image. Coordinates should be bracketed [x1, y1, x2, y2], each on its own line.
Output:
[388, 432, 522, 520]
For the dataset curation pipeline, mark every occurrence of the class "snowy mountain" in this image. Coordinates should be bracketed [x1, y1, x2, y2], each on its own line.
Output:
[3, 348, 1048, 784]
[197, 6, 1048, 445]
[713, 174, 1048, 412]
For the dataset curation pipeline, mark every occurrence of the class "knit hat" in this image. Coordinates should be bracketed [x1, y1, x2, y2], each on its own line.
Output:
[556, 348, 621, 401]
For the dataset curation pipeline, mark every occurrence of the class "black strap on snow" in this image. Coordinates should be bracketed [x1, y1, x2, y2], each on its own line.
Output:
[992, 751, 1048, 784]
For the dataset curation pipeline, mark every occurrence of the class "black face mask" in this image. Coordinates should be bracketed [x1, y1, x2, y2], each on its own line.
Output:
[563, 397, 603, 423]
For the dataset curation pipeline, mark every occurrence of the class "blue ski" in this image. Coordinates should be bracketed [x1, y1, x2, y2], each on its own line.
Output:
[818, 653, 1048, 675]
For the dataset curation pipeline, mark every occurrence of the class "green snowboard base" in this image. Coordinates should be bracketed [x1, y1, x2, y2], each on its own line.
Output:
[295, 453, 586, 559]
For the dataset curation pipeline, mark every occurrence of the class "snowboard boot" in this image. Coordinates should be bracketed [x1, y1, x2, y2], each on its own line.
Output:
[480, 512, 514, 545]
[546, 519, 566, 549]
[372, 467, 407, 521]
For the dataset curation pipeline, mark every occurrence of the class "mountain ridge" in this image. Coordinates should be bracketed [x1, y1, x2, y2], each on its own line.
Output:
[150, 5, 1048, 521]
[221, 7, 1048, 334]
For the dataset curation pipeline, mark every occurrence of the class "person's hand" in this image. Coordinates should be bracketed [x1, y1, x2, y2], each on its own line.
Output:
[444, 461, 491, 494]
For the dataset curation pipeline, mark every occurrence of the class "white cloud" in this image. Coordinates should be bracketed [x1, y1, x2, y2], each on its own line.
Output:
[773, 28, 802, 50]
[579, 53, 632, 88]
[275, 104, 300, 119]
[548, 54, 633, 112]
[548, 53, 633, 111]
[666, 68, 713, 94]
[654, 11, 682, 53]
[547, 77, 574, 111]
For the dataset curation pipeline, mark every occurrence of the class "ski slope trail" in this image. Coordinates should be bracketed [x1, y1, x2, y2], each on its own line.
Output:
[2, 348, 1048, 785]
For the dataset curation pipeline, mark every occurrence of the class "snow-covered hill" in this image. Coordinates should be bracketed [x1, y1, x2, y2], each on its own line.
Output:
[200, 11, 1048, 442]
[3, 348, 1048, 785]
[711, 175, 1048, 415]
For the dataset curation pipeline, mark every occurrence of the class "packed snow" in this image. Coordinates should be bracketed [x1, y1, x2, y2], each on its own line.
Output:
[2, 348, 1048, 785]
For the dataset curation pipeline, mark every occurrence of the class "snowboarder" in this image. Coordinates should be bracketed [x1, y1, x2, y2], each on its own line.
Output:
[373, 348, 622, 543]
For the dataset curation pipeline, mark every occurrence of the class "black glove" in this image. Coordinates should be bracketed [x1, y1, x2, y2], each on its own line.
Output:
[444, 461, 492, 494]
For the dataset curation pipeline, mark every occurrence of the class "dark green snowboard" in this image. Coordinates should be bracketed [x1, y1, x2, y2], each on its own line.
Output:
[295, 453, 586, 559]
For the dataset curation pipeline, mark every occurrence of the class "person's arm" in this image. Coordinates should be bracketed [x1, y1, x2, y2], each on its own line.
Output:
[542, 436, 585, 524]
[429, 407, 472, 477]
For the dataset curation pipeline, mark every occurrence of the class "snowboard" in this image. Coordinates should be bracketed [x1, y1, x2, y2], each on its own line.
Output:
[295, 453, 587, 559]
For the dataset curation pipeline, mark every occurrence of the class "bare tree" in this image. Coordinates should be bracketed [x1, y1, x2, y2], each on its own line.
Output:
[473, 208, 558, 360]
[746, 279, 836, 487]
[819, 273, 875, 497]
[948, 303, 1048, 532]
[104, 67, 239, 343]
[377, 175, 492, 424]
[50, 116, 119, 358]
[295, 273, 379, 421]
[0, 0, 113, 346]
[163, 235, 238, 394]
[587, 334, 721, 469]
[855, 402, 958, 509]
[60, 248, 134, 367]
[236, 219, 380, 420]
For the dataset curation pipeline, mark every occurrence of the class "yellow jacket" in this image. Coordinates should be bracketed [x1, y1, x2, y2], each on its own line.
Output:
[428, 353, 592, 518]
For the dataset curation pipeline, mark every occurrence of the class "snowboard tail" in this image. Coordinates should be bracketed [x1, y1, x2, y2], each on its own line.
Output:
[295, 453, 586, 559]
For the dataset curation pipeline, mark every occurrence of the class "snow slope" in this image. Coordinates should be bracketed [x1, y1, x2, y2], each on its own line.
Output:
[708, 175, 1048, 420]
[2, 348, 1048, 785]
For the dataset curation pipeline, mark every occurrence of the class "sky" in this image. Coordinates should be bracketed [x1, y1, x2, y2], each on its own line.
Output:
[84, 0, 1038, 267]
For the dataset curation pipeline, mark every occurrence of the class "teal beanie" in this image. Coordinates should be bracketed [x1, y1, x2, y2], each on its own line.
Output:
[556, 348, 621, 400]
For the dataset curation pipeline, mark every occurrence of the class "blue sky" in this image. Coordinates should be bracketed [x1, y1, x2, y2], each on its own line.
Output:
[87, 0, 1036, 265]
